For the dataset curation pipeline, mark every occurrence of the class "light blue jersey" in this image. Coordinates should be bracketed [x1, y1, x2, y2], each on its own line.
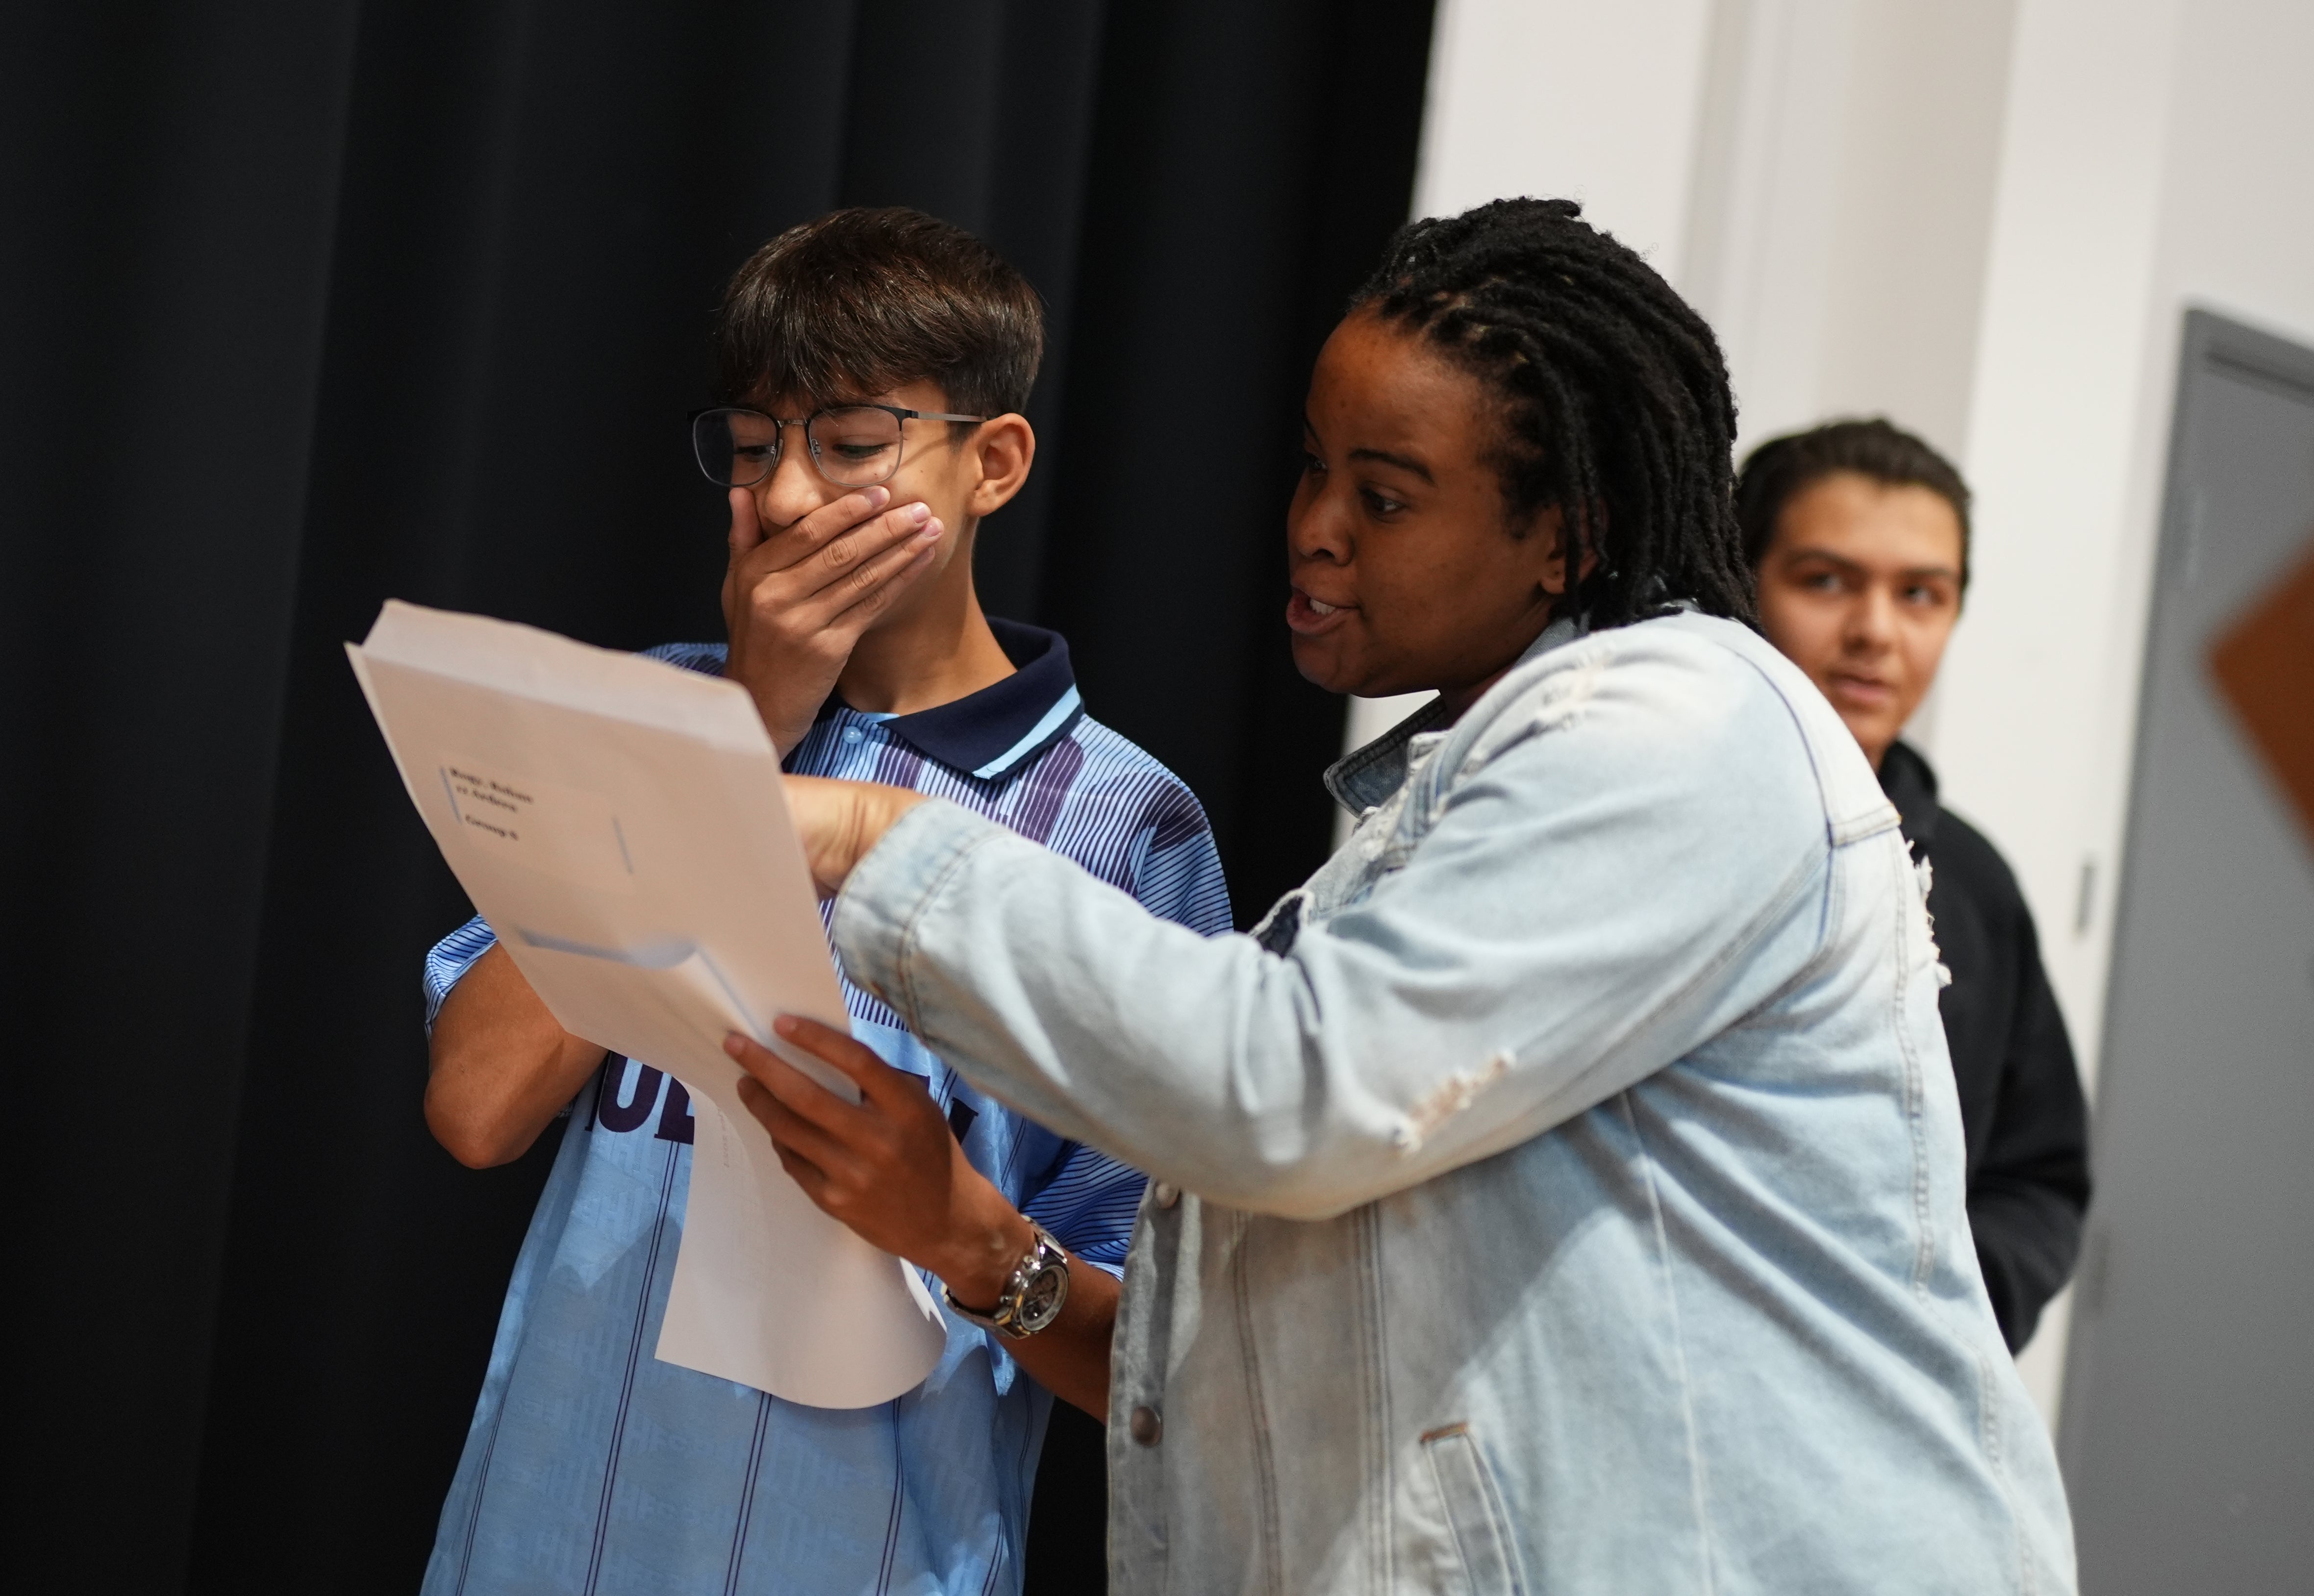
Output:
[420, 623, 1231, 1596]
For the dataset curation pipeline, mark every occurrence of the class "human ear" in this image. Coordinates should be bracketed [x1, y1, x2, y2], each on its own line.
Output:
[1525, 506, 1573, 596]
[1531, 503, 1605, 596]
[966, 414, 1036, 517]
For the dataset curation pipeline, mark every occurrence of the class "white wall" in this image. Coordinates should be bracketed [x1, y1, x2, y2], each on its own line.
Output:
[1413, 0, 1714, 267]
[1385, 0, 2314, 1423]
[1951, 0, 2314, 1071]
[1937, 0, 2314, 1419]
[1682, 0, 2018, 462]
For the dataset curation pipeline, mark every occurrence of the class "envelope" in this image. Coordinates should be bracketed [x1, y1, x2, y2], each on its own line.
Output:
[349, 599, 945, 1407]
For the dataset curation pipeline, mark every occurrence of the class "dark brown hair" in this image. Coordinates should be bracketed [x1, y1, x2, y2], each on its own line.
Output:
[1350, 197, 1754, 629]
[1735, 418, 1972, 586]
[713, 207, 1043, 416]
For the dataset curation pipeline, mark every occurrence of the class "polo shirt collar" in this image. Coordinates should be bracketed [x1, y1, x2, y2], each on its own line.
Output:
[826, 618, 1083, 781]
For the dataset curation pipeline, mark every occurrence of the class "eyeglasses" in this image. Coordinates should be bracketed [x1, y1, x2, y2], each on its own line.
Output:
[689, 403, 987, 490]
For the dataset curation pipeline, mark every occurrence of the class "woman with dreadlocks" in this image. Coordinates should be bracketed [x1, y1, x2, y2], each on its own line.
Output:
[730, 199, 2076, 1592]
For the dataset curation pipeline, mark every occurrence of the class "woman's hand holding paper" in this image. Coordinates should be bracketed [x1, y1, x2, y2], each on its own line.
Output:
[726, 1015, 1118, 1417]
[729, 1016, 1023, 1296]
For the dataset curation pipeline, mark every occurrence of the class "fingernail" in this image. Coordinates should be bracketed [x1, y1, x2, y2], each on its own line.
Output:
[919, 518, 944, 542]
[906, 501, 931, 524]
[866, 486, 890, 508]
[723, 1034, 746, 1057]
[773, 1014, 800, 1037]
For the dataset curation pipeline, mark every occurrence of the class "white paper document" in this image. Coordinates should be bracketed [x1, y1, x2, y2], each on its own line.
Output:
[348, 599, 946, 1408]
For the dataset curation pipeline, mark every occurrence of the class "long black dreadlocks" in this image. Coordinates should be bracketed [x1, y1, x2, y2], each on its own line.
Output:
[1350, 197, 1756, 628]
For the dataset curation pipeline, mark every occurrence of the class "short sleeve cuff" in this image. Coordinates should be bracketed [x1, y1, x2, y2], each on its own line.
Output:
[831, 798, 1006, 1028]
[423, 914, 501, 1034]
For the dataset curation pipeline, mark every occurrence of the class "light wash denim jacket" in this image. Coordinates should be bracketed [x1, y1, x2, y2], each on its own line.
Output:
[834, 612, 2076, 1595]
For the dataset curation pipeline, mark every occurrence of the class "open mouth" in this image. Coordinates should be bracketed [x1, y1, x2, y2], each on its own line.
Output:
[1286, 589, 1354, 634]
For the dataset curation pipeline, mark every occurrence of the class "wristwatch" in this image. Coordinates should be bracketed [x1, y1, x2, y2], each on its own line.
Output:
[943, 1221, 1070, 1340]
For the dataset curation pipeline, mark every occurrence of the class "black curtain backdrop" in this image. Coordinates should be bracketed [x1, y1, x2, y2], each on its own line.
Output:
[1, 2, 1434, 1590]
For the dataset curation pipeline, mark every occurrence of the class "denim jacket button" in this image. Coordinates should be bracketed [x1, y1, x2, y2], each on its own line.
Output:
[1153, 1182, 1180, 1209]
[1129, 1405, 1163, 1446]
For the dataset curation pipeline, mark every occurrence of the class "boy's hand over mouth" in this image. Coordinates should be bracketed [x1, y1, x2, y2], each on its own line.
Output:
[722, 485, 945, 755]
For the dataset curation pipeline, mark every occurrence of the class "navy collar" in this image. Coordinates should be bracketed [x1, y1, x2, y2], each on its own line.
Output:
[820, 617, 1083, 781]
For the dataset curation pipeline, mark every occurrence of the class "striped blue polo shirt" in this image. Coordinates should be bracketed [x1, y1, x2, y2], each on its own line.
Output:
[420, 620, 1231, 1596]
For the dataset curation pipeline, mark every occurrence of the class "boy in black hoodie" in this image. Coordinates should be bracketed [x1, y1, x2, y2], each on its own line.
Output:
[1738, 417, 2092, 1351]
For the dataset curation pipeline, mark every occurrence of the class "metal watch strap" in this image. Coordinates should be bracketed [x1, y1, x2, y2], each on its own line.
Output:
[943, 1222, 1070, 1341]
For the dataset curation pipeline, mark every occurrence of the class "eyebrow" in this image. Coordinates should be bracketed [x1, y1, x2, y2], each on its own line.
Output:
[1346, 447, 1434, 483]
[1304, 414, 1437, 485]
[1782, 546, 1961, 581]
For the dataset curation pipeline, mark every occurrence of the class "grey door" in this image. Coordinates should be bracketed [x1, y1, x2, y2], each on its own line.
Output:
[2061, 309, 2314, 1592]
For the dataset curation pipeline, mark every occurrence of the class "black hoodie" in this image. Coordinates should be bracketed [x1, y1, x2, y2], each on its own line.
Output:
[1880, 740, 2093, 1351]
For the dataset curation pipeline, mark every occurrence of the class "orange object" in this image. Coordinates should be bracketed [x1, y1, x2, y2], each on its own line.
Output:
[2210, 531, 2314, 849]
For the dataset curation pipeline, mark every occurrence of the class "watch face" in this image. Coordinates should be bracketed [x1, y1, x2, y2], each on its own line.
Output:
[1016, 1263, 1068, 1333]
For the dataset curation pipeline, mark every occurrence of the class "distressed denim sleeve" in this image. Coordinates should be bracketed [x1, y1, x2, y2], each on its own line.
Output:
[835, 642, 1836, 1220]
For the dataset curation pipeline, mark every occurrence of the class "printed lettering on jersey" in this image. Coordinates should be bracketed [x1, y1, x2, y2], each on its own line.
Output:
[589, 1055, 695, 1144]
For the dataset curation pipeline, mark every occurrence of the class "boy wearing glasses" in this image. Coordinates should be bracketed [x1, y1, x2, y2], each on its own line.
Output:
[418, 208, 1230, 1596]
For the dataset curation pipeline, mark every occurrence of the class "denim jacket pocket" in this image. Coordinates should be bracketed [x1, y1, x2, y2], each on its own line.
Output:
[1421, 1423, 1527, 1596]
